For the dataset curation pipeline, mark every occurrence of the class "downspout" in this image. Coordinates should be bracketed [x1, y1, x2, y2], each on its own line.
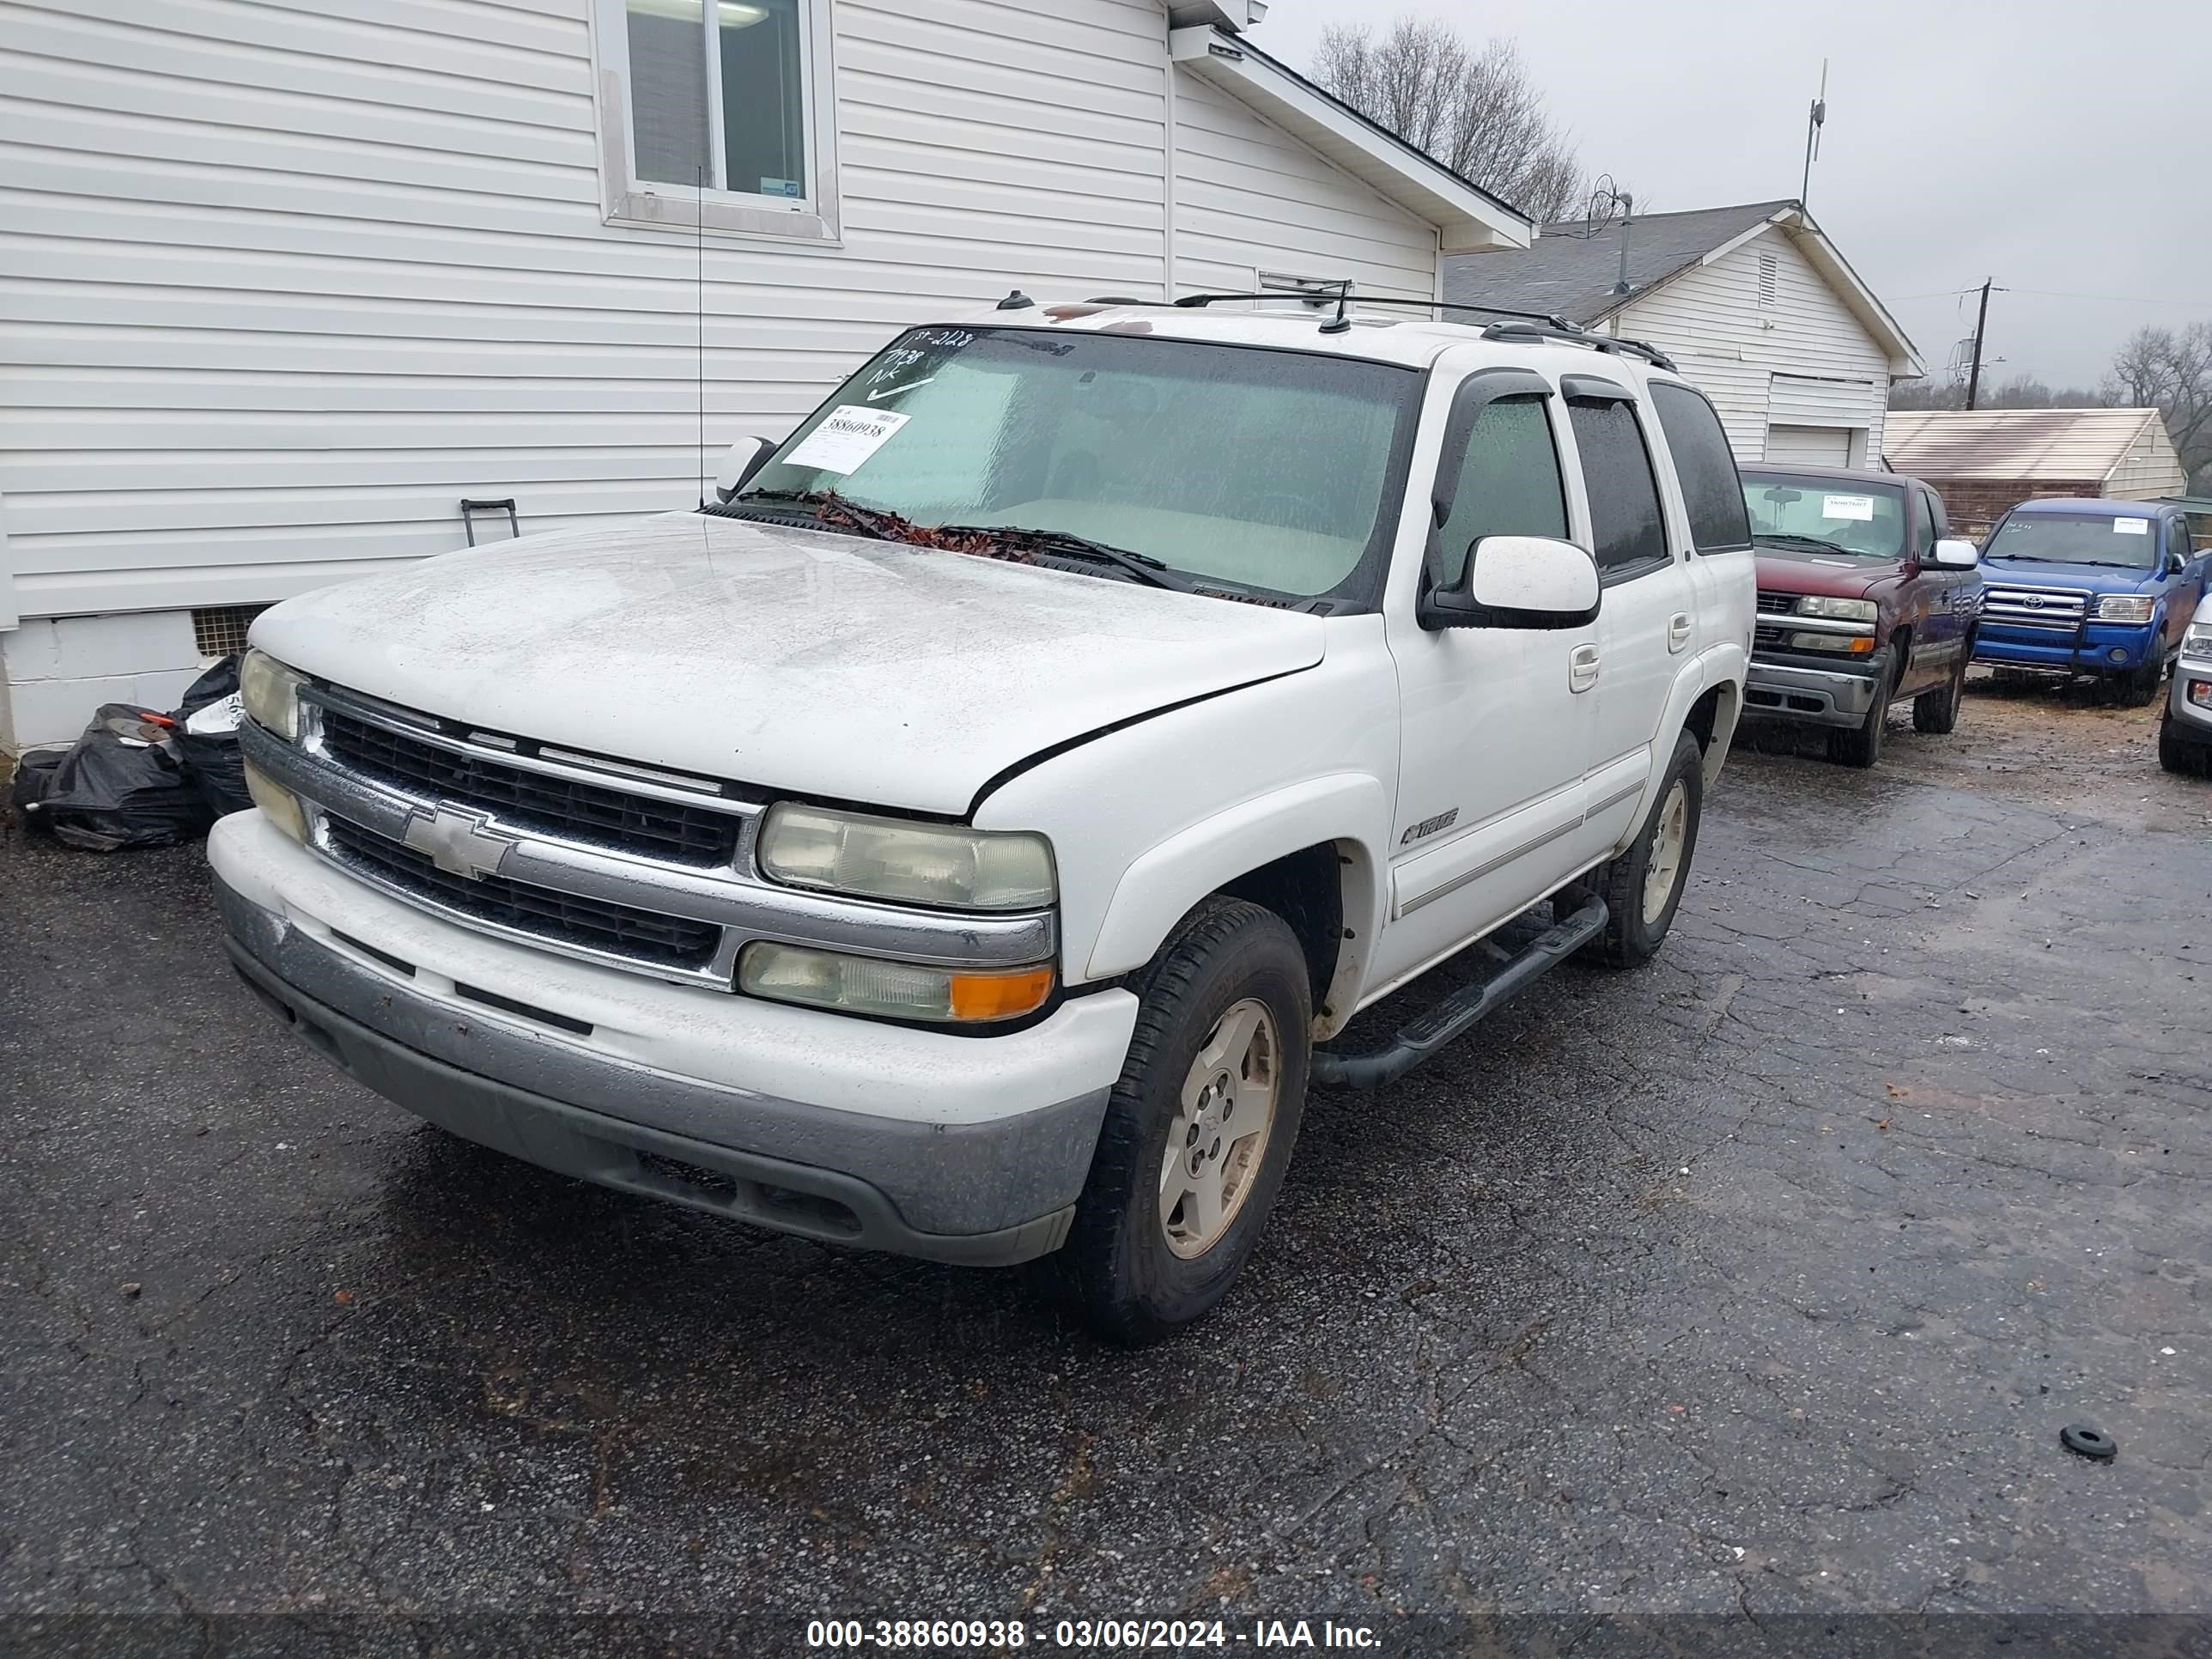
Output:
[1162, 40, 1178, 301]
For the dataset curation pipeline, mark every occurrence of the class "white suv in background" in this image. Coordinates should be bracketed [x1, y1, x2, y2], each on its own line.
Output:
[215, 295, 1755, 1340]
[2161, 590, 2212, 775]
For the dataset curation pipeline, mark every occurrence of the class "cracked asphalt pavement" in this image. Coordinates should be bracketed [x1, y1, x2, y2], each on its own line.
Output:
[4, 675, 2210, 1649]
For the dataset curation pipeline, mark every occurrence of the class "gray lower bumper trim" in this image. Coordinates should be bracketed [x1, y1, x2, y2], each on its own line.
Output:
[216, 877, 1105, 1261]
[1741, 655, 1885, 727]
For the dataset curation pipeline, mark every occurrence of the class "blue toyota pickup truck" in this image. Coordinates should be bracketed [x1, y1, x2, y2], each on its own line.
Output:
[1974, 498, 2210, 704]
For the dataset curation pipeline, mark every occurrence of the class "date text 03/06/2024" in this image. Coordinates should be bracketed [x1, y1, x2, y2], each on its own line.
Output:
[804, 1618, 1382, 1650]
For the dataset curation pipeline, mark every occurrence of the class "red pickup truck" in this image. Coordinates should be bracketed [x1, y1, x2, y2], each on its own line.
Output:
[1738, 465, 1984, 767]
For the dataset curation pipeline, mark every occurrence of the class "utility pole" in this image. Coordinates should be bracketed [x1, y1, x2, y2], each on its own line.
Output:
[1801, 60, 1828, 207]
[1966, 279, 1994, 410]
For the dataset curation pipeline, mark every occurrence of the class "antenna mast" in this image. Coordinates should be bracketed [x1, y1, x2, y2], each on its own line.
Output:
[1801, 60, 1828, 207]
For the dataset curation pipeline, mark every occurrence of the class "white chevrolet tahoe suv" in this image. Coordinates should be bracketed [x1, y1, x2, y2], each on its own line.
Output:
[214, 296, 1755, 1341]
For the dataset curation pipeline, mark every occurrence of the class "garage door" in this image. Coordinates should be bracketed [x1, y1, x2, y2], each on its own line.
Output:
[1765, 424, 1855, 466]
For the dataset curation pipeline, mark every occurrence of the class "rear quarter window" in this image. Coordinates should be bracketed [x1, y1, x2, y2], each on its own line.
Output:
[1650, 382, 1752, 552]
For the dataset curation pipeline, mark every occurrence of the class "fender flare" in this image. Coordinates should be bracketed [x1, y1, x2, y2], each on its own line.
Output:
[1612, 647, 1741, 850]
[1085, 773, 1391, 996]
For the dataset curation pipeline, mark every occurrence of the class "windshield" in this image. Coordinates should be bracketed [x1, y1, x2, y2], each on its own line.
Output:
[1984, 512, 2161, 568]
[1740, 473, 1906, 559]
[728, 326, 1420, 603]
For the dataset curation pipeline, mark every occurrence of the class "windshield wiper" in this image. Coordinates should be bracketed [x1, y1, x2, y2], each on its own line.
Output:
[934, 524, 1200, 592]
[708, 489, 903, 541]
[1755, 532, 1861, 557]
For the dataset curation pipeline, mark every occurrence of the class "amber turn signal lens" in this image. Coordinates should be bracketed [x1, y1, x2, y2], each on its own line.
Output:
[947, 965, 1056, 1022]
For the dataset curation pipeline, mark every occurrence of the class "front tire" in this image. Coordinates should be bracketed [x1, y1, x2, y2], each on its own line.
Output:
[1913, 644, 1970, 735]
[1063, 897, 1312, 1344]
[2116, 657, 2165, 708]
[1585, 728, 1705, 969]
[2161, 708, 2210, 777]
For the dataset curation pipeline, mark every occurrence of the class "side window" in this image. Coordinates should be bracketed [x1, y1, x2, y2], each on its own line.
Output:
[1567, 398, 1670, 578]
[1914, 489, 1941, 556]
[1428, 396, 1569, 587]
[1650, 382, 1750, 552]
[1921, 488, 1950, 544]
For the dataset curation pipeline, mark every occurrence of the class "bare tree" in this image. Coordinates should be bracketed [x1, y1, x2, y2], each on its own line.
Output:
[1313, 18, 1588, 223]
[2108, 323, 2212, 489]
[1889, 374, 2113, 413]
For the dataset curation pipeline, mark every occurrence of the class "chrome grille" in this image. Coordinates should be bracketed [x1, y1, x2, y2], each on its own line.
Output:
[326, 818, 722, 970]
[253, 683, 1059, 992]
[319, 708, 740, 866]
[1984, 583, 2088, 631]
[1755, 590, 1801, 615]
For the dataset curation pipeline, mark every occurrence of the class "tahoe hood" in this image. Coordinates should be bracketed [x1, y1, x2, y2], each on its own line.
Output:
[252, 513, 1326, 816]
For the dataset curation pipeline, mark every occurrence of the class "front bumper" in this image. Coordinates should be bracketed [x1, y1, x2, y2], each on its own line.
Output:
[1741, 649, 1888, 728]
[1974, 620, 2157, 676]
[210, 811, 1139, 1265]
[2172, 661, 2212, 739]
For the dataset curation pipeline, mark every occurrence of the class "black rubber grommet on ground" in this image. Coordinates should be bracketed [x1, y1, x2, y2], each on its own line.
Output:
[2060, 1423, 2117, 1461]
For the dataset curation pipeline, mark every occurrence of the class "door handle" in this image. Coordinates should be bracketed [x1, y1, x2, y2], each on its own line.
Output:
[1668, 611, 1692, 653]
[1569, 643, 1600, 693]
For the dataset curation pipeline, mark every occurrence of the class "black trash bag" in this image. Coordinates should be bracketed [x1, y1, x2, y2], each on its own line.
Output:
[23, 704, 214, 853]
[172, 655, 252, 820]
[9, 746, 67, 826]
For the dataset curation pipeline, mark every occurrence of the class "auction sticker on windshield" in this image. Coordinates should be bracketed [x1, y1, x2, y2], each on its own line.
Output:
[1821, 494, 1875, 521]
[786, 406, 911, 474]
[2114, 518, 2149, 535]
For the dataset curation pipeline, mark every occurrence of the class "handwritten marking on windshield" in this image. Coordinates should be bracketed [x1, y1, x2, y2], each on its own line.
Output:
[867, 379, 934, 403]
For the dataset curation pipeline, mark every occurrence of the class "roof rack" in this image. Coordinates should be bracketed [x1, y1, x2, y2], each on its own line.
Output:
[1088, 290, 1679, 373]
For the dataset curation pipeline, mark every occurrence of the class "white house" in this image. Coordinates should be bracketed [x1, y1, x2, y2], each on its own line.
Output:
[1444, 199, 1921, 471]
[0, 0, 1533, 750]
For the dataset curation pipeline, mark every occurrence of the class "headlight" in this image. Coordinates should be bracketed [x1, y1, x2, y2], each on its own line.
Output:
[757, 803, 1054, 911]
[739, 942, 1054, 1024]
[2094, 594, 2156, 623]
[1791, 632, 1876, 655]
[243, 758, 308, 843]
[240, 649, 307, 741]
[2184, 625, 2212, 664]
[1797, 596, 1879, 623]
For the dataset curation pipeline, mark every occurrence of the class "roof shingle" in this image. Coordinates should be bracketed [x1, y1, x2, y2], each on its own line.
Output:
[1443, 200, 1796, 325]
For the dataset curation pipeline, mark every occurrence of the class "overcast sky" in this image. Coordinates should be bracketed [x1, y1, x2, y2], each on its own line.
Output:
[1257, 0, 2212, 391]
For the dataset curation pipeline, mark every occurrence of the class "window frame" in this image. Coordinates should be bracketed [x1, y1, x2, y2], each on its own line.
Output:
[591, 0, 842, 243]
[1563, 386, 1676, 587]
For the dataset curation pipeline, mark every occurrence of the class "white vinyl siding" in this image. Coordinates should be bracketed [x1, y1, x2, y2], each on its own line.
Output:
[1170, 73, 1435, 303]
[0, 0, 1176, 620]
[1613, 226, 1892, 466]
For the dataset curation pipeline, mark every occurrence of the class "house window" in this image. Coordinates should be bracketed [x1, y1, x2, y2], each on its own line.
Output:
[595, 0, 838, 240]
[1756, 252, 1779, 309]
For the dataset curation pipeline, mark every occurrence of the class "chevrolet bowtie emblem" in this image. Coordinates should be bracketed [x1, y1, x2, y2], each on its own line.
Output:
[401, 805, 517, 881]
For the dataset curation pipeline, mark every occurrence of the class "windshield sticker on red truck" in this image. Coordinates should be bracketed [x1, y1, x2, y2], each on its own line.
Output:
[1821, 494, 1875, 521]
[2113, 518, 2149, 535]
[786, 406, 911, 474]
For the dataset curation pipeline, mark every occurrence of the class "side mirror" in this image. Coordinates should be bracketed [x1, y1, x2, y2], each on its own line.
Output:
[1420, 535, 1601, 631]
[714, 434, 778, 502]
[1928, 538, 1979, 569]
[2166, 550, 2188, 577]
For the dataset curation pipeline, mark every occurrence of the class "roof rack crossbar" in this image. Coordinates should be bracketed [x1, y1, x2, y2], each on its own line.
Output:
[1478, 319, 1678, 374]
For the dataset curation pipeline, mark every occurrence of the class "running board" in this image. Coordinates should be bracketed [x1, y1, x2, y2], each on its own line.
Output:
[1310, 896, 1608, 1091]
